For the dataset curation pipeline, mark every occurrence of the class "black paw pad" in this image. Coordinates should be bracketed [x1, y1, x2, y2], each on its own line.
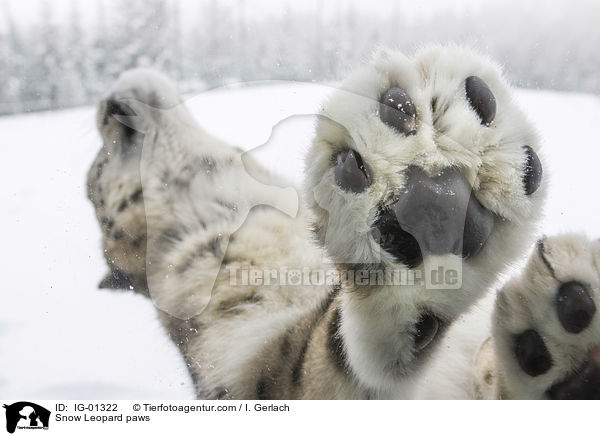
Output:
[98, 268, 135, 290]
[414, 314, 440, 351]
[548, 348, 600, 400]
[104, 99, 135, 125]
[371, 208, 422, 268]
[103, 98, 138, 144]
[379, 87, 417, 135]
[465, 76, 496, 126]
[334, 149, 372, 193]
[514, 329, 553, 377]
[522, 146, 542, 195]
[556, 281, 596, 334]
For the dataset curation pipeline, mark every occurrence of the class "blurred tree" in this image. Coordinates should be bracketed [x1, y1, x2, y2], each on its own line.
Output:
[0, 0, 598, 115]
[28, 1, 63, 111]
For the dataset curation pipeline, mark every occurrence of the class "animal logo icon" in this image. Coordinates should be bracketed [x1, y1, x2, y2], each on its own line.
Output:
[3, 402, 50, 434]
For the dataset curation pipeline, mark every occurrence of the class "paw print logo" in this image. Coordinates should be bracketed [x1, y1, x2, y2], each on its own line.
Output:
[287, 269, 302, 286]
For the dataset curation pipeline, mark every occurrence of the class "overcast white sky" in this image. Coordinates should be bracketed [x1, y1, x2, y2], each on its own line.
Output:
[1, 0, 583, 32]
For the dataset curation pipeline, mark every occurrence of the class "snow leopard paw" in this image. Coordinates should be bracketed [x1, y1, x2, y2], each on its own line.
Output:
[302, 45, 548, 389]
[88, 69, 182, 293]
[490, 234, 600, 399]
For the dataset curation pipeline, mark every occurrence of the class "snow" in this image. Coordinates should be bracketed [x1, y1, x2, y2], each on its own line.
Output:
[1, 83, 599, 399]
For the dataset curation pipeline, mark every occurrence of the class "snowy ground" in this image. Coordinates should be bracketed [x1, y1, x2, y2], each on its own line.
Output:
[1, 82, 599, 399]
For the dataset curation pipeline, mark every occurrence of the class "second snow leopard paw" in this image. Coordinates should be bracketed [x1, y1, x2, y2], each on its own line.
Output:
[88, 69, 186, 292]
[491, 234, 600, 399]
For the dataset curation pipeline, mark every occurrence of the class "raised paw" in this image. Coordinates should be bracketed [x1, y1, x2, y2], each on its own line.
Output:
[491, 234, 600, 399]
[303, 45, 547, 392]
[88, 69, 183, 293]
